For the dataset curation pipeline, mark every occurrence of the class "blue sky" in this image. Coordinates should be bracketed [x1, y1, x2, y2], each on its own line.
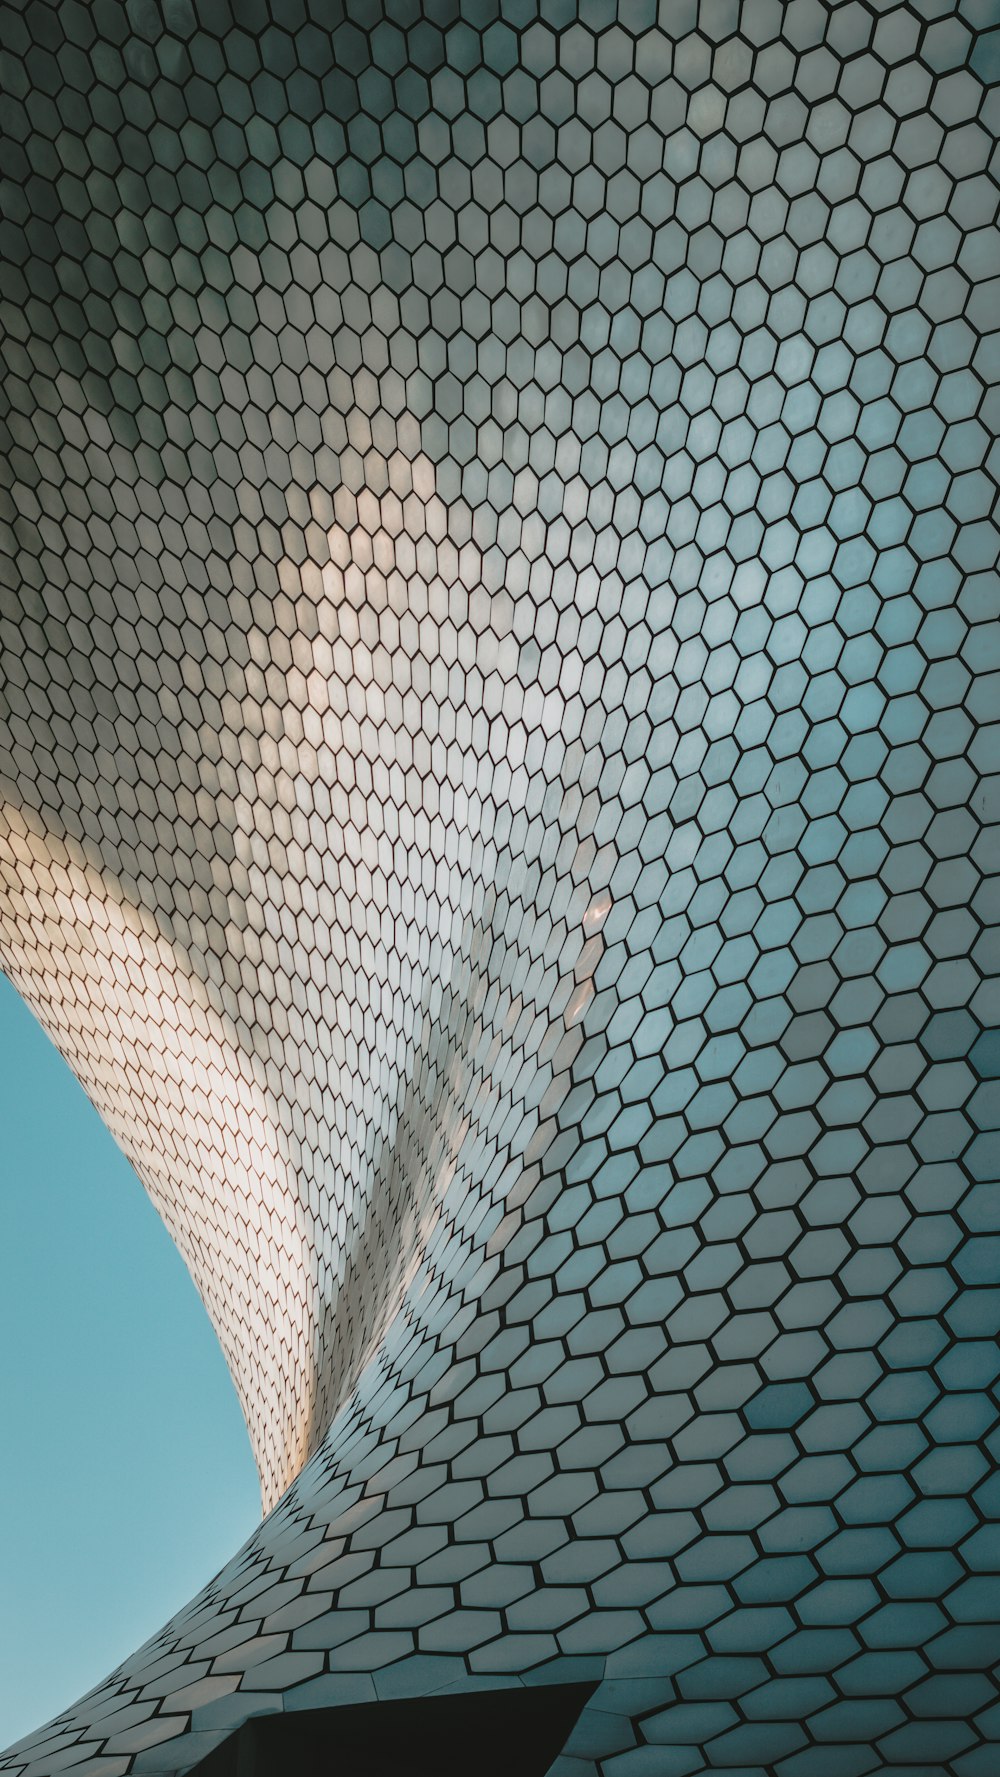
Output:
[0, 974, 260, 1749]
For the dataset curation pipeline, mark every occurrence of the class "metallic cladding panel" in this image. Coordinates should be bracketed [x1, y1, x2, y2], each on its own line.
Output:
[1, 3, 998, 1773]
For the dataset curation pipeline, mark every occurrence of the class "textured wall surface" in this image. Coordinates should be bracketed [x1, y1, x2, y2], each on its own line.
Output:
[1, 2, 998, 1773]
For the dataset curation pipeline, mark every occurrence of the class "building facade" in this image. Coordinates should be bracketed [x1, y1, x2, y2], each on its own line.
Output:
[1, 2, 998, 1772]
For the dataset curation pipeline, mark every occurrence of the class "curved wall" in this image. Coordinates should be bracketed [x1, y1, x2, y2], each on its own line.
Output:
[1, 3, 998, 1773]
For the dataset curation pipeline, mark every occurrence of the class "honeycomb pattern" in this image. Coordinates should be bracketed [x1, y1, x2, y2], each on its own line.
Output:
[1, 2, 998, 1774]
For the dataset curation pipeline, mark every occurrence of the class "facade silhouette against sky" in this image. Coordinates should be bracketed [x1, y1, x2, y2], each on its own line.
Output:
[0, 2, 998, 1773]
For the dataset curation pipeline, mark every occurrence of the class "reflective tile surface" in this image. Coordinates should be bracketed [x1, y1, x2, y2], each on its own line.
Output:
[1, 3, 998, 1773]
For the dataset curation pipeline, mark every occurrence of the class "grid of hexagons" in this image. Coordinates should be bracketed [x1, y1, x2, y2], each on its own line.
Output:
[1, 2, 998, 1774]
